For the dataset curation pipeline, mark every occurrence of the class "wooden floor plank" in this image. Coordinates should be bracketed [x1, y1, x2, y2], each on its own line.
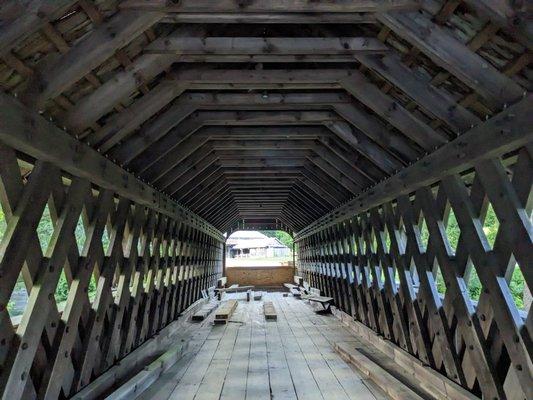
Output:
[194, 359, 233, 400]
[274, 297, 325, 400]
[282, 296, 388, 400]
[220, 305, 252, 400]
[134, 294, 390, 400]
[136, 318, 214, 400]
[265, 319, 298, 400]
[277, 297, 351, 400]
[195, 320, 240, 400]
[166, 323, 229, 400]
[245, 302, 270, 400]
[286, 298, 379, 400]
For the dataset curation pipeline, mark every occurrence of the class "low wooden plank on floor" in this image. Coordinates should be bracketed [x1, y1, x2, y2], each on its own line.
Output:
[214, 299, 238, 324]
[263, 301, 277, 320]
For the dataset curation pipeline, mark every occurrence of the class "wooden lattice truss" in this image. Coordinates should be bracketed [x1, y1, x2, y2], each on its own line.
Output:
[0, 1, 531, 399]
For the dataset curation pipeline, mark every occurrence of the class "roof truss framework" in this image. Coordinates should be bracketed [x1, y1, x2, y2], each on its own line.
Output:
[0, 2, 531, 399]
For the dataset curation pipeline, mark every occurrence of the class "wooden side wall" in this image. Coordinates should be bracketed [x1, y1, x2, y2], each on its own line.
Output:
[296, 146, 532, 400]
[226, 266, 294, 287]
[0, 142, 224, 399]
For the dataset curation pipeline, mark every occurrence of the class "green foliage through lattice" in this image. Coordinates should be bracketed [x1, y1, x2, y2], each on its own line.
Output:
[2, 204, 97, 317]
[259, 230, 294, 248]
[0, 206, 6, 242]
[0, 203, 526, 315]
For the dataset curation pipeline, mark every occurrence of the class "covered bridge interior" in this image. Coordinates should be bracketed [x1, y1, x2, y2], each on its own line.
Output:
[0, 1, 531, 399]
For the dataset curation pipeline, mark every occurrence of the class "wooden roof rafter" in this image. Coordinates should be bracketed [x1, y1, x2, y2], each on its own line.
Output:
[0, 0, 531, 233]
[0, 92, 223, 239]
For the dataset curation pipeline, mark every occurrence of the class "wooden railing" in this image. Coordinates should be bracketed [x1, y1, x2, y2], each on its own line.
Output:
[0, 143, 224, 399]
[296, 146, 532, 400]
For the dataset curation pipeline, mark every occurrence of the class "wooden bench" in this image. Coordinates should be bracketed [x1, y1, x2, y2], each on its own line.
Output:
[306, 295, 334, 314]
[263, 302, 277, 320]
[214, 300, 238, 324]
[283, 283, 297, 290]
[300, 287, 320, 298]
[215, 285, 254, 293]
[290, 288, 301, 298]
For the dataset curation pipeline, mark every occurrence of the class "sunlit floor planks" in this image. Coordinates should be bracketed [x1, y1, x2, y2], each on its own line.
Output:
[137, 293, 388, 400]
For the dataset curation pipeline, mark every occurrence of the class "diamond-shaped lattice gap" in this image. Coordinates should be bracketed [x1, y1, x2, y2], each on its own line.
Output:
[143, 238, 156, 290]
[137, 228, 144, 258]
[54, 270, 70, 307]
[88, 272, 98, 303]
[466, 262, 482, 302]
[367, 264, 374, 284]
[351, 237, 358, 257]
[432, 258, 447, 297]
[444, 204, 460, 255]
[102, 218, 112, 255]
[148, 238, 154, 256]
[409, 258, 420, 288]
[4, 197, 44, 321]
[379, 266, 386, 286]
[382, 224, 392, 254]
[418, 211, 430, 253]
[8, 271, 28, 322]
[370, 227, 378, 254]
[54, 206, 89, 312]
[481, 202, 499, 249]
[394, 267, 401, 286]
[112, 259, 121, 288]
[508, 259, 529, 313]
[75, 206, 88, 254]
[360, 235, 367, 256]
[0, 202, 6, 244]
[396, 215, 407, 254]
[350, 267, 355, 283]
[36, 201, 54, 254]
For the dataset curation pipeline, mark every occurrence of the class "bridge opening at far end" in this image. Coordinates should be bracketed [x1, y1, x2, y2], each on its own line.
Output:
[225, 227, 295, 291]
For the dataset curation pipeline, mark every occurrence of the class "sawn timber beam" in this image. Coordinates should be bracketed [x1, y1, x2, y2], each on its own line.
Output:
[0, 92, 223, 240]
[296, 95, 533, 238]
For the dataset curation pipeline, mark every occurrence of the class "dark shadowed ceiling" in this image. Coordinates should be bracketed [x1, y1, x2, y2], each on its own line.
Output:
[1, 0, 530, 233]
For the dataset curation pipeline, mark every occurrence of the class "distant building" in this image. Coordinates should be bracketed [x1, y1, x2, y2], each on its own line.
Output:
[226, 231, 290, 258]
